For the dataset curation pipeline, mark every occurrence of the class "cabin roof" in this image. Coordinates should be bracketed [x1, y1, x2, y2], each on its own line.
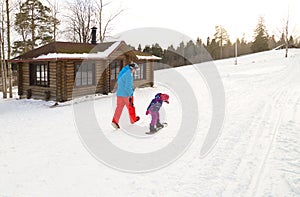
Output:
[13, 41, 122, 61]
[132, 50, 162, 60]
[11, 41, 162, 62]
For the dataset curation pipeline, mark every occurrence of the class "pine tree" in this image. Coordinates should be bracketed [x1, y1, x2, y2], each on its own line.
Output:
[143, 45, 151, 54]
[176, 41, 185, 56]
[289, 36, 294, 47]
[206, 37, 210, 47]
[13, 0, 57, 55]
[184, 40, 196, 61]
[278, 33, 285, 46]
[251, 17, 269, 53]
[239, 34, 251, 56]
[214, 25, 229, 59]
[151, 43, 163, 57]
[138, 44, 142, 52]
[268, 35, 277, 49]
[206, 38, 219, 60]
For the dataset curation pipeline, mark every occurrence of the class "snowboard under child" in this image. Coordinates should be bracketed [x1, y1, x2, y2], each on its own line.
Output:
[146, 93, 169, 134]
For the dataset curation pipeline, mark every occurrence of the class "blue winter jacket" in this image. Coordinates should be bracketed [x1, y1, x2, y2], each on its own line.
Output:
[116, 65, 134, 97]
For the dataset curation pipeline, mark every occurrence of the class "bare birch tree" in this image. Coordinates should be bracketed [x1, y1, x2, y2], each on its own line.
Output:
[45, 0, 60, 42]
[97, 0, 124, 42]
[6, 0, 12, 98]
[66, 0, 94, 43]
[284, 11, 289, 58]
[65, 0, 124, 43]
[0, 3, 7, 98]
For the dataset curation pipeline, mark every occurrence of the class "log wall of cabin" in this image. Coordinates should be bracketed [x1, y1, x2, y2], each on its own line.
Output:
[96, 60, 109, 94]
[134, 60, 154, 88]
[20, 61, 57, 101]
[68, 60, 109, 100]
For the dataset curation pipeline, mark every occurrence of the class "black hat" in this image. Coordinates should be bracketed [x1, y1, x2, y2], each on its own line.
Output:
[129, 63, 139, 70]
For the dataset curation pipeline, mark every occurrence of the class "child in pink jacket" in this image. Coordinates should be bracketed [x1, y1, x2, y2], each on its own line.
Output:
[146, 93, 169, 133]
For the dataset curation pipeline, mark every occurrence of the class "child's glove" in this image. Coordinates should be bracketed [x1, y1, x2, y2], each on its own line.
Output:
[164, 100, 169, 104]
[146, 110, 150, 115]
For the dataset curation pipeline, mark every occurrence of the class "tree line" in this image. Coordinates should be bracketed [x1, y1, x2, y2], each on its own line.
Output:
[134, 17, 299, 67]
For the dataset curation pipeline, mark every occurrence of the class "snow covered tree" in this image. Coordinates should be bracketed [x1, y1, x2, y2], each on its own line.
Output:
[13, 0, 57, 55]
[251, 17, 269, 53]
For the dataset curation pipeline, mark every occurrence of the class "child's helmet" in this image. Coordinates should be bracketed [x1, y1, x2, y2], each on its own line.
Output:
[160, 94, 169, 102]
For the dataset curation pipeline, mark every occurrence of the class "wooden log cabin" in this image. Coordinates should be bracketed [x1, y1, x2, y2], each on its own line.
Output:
[11, 41, 161, 102]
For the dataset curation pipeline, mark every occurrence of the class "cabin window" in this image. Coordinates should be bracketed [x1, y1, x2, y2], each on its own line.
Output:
[134, 63, 146, 80]
[30, 63, 49, 87]
[110, 60, 122, 80]
[75, 62, 95, 87]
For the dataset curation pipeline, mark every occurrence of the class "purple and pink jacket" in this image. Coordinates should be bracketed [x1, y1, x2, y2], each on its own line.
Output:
[146, 93, 169, 113]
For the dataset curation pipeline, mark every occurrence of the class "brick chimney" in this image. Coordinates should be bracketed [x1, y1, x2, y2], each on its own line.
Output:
[91, 27, 97, 44]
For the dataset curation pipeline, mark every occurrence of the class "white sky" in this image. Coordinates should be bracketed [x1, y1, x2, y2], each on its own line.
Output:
[105, 0, 300, 42]
[51, 0, 300, 47]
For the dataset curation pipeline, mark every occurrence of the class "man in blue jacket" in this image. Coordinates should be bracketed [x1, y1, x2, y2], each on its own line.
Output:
[111, 63, 140, 129]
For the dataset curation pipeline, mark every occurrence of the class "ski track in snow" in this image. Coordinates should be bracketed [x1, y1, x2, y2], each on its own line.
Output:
[0, 49, 300, 196]
[221, 51, 300, 196]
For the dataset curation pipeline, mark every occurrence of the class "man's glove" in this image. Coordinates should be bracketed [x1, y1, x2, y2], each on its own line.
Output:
[129, 96, 134, 106]
[146, 110, 150, 115]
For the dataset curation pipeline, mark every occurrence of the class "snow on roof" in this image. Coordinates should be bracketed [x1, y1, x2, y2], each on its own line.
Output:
[136, 55, 162, 60]
[33, 41, 121, 60]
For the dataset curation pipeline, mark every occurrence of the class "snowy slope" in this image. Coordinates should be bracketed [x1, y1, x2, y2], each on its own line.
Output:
[0, 49, 300, 196]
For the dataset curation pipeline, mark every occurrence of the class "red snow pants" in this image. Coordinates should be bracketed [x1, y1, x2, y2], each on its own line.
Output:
[112, 96, 137, 124]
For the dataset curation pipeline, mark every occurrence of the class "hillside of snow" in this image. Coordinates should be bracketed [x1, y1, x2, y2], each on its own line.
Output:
[0, 49, 300, 196]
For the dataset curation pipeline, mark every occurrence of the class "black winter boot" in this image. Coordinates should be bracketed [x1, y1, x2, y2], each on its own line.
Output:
[149, 125, 157, 133]
[156, 121, 163, 129]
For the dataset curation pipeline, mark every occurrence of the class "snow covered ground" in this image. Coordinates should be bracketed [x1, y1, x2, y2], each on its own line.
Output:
[0, 49, 300, 196]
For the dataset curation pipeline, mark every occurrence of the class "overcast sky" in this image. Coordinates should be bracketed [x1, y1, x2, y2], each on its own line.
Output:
[50, 0, 300, 47]
[104, 0, 300, 41]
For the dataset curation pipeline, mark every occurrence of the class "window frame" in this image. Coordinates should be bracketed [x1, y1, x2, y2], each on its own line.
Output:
[29, 62, 50, 87]
[110, 60, 123, 80]
[134, 63, 146, 80]
[75, 61, 96, 87]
